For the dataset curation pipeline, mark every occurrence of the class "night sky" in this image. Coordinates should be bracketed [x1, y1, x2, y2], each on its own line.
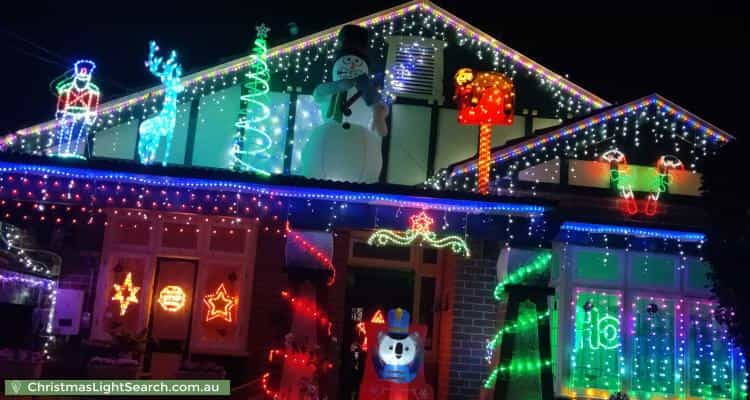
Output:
[1, 1, 747, 138]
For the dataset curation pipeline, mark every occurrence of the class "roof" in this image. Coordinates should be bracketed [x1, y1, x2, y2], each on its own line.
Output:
[448, 94, 734, 177]
[0, 153, 550, 216]
[0, 0, 608, 149]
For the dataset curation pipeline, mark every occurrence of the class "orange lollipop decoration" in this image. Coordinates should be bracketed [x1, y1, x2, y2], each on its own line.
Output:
[453, 68, 515, 195]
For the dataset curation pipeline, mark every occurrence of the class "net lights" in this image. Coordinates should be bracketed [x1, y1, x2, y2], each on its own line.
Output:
[368, 210, 470, 257]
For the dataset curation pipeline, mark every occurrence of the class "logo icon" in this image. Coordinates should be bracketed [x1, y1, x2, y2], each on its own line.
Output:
[10, 380, 22, 394]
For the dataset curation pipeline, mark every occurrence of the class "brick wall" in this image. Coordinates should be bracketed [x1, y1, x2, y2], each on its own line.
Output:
[244, 230, 348, 399]
[245, 230, 289, 379]
[447, 257, 499, 400]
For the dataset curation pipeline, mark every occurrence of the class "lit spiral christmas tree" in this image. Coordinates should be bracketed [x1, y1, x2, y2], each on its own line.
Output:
[231, 24, 273, 175]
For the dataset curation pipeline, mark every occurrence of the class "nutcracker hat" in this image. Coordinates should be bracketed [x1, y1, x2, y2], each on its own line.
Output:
[386, 308, 410, 338]
[74, 60, 96, 77]
[335, 25, 370, 65]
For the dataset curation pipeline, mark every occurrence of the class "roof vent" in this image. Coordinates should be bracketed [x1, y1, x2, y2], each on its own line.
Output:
[384, 36, 446, 105]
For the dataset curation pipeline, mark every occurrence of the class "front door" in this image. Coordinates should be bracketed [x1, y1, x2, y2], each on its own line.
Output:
[145, 258, 198, 378]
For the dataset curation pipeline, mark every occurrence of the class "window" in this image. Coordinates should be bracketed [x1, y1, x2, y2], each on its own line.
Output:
[351, 241, 410, 262]
[570, 289, 623, 393]
[629, 254, 676, 288]
[161, 223, 198, 249]
[687, 301, 733, 398]
[192, 87, 289, 173]
[631, 296, 677, 396]
[575, 250, 621, 283]
[209, 227, 246, 254]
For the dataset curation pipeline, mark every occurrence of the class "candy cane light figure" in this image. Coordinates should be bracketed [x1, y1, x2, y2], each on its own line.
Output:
[453, 68, 515, 195]
[54, 60, 100, 158]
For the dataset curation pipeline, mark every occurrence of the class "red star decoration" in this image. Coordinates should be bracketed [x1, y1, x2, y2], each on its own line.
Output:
[203, 283, 238, 322]
[410, 211, 434, 234]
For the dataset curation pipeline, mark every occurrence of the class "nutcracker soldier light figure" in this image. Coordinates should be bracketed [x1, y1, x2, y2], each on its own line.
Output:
[54, 59, 100, 158]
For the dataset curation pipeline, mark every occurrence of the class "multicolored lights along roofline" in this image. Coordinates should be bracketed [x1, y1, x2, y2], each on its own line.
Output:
[0, 0, 607, 148]
[0, 160, 546, 215]
[561, 221, 706, 242]
[449, 94, 734, 177]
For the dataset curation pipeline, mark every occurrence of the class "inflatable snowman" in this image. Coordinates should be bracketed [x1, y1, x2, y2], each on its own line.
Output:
[299, 25, 389, 183]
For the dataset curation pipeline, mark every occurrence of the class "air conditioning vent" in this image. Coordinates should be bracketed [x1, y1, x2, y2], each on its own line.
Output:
[385, 36, 446, 105]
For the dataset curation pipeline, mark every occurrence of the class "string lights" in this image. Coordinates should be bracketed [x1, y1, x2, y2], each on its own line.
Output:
[285, 223, 336, 286]
[54, 60, 100, 158]
[570, 289, 624, 393]
[2, 1, 604, 166]
[493, 251, 552, 300]
[453, 68, 514, 195]
[203, 283, 238, 322]
[230, 24, 273, 175]
[0, 221, 61, 276]
[111, 272, 140, 316]
[437, 95, 732, 197]
[137, 41, 183, 166]
[157, 285, 187, 312]
[262, 290, 335, 398]
[368, 210, 470, 257]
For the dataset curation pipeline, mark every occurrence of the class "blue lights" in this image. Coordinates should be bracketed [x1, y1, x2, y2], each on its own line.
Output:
[561, 221, 705, 242]
[449, 94, 732, 177]
[0, 161, 546, 216]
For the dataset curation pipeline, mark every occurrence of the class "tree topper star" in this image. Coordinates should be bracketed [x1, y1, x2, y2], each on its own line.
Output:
[204, 283, 238, 322]
[111, 272, 140, 316]
[256, 24, 271, 39]
[410, 211, 434, 234]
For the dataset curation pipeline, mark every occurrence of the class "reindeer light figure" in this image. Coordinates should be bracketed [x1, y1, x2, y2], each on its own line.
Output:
[138, 41, 183, 166]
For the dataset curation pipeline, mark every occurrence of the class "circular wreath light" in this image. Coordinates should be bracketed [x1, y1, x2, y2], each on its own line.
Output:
[158, 285, 187, 312]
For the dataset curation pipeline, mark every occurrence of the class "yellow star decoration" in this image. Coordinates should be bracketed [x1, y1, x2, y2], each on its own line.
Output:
[203, 283, 238, 322]
[111, 272, 140, 316]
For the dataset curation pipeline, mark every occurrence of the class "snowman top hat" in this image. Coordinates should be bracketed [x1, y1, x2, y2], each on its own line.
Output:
[335, 25, 370, 65]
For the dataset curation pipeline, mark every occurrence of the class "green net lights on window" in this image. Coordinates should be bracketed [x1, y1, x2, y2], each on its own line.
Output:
[493, 251, 552, 300]
[570, 289, 624, 393]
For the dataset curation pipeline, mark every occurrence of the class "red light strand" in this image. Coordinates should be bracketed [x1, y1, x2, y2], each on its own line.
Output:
[285, 222, 336, 286]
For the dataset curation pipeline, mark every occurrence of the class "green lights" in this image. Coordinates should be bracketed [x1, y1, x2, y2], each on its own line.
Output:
[493, 252, 552, 300]
[230, 24, 273, 176]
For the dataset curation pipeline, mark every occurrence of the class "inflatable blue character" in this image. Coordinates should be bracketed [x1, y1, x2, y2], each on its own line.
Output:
[373, 308, 423, 383]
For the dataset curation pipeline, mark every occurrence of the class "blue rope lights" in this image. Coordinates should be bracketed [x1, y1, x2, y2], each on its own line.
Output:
[0, 161, 546, 216]
[561, 221, 705, 242]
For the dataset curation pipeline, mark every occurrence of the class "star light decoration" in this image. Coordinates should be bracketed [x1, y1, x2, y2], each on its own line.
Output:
[367, 211, 470, 257]
[203, 283, 238, 322]
[111, 272, 140, 316]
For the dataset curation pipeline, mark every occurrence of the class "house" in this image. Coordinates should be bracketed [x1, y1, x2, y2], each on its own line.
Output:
[0, 1, 746, 399]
